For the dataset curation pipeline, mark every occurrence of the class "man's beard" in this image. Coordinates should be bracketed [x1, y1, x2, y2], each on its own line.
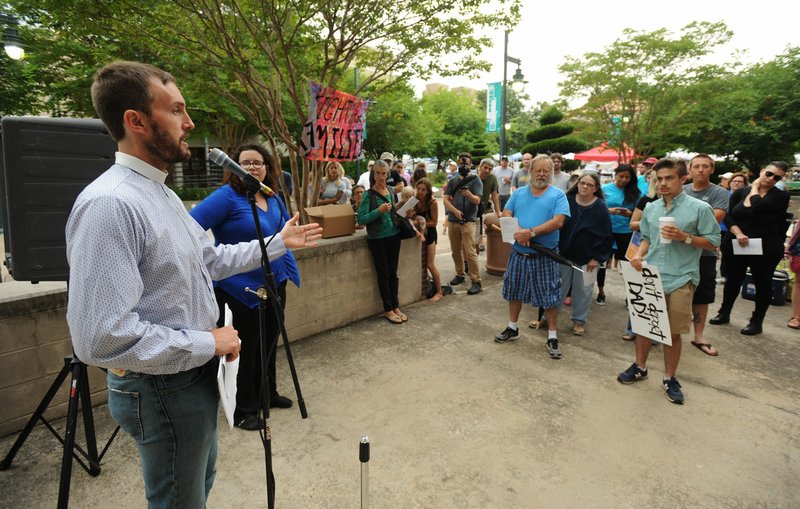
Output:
[533, 176, 552, 189]
[145, 120, 189, 166]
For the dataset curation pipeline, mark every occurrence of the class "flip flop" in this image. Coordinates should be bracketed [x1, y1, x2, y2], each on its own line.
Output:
[395, 311, 408, 322]
[691, 341, 719, 357]
[787, 317, 800, 330]
[383, 314, 403, 324]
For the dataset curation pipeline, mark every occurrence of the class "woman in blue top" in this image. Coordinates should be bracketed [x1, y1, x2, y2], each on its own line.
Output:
[596, 164, 640, 305]
[190, 143, 300, 430]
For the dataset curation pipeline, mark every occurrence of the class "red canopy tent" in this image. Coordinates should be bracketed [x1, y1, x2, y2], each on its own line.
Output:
[574, 142, 638, 163]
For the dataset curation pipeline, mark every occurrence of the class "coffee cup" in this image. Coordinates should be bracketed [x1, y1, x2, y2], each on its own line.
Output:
[659, 216, 676, 243]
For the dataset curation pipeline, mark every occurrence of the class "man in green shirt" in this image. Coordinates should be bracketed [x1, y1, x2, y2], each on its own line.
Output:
[617, 158, 721, 405]
[476, 158, 500, 253]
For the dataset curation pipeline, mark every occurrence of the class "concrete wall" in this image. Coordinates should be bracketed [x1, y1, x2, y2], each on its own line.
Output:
[0, 232, 423, 437]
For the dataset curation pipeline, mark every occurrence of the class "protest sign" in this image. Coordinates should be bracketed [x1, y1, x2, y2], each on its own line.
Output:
[620, 261, 672, 345]
[300, 81, 368, 162]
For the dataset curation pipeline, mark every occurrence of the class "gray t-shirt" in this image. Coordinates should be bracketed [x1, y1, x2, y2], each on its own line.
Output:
[493, 166, 515, 196]
[683, 182, 729, 256]
[445, 175, 483, 222]
[511, 168, 531, 189]
[551, 171, 570, 191]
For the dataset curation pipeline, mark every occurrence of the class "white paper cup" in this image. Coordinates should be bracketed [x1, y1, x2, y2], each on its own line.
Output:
[659, 216, 676, 243]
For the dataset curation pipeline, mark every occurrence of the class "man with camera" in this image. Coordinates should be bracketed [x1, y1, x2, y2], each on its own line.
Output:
[444, 152, 484, 295]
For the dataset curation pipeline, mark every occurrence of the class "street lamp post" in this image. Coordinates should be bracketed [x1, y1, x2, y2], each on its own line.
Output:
[499, 30, 524, 158]
[1, 14, 25, 60]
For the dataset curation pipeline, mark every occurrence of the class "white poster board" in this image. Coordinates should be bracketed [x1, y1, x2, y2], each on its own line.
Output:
[620, 261, 672, 345]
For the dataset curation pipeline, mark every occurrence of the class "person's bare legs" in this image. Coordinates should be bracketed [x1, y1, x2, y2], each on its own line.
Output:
[634, 334, 653, 369]
[544, 307, 558, 333]
[509, 300, 522, 322]
[427, 241, 443, 302]
[663, 334, 682, 378]
[692, 303, 717, 354]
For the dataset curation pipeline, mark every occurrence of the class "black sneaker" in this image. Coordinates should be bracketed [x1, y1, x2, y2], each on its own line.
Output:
[595, 293, 606, 306]
[495, 326, 519, 343]
[235, 414, 264, 430]
[467, 282, 482, 295]
[617, 363, 648, 384]
[449, 275, 466, 285]
[545, 339, 562, 359]
[662, 377, 684, 404]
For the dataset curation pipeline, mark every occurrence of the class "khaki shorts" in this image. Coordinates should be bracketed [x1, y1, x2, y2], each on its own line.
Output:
[666, 282, 694, 335]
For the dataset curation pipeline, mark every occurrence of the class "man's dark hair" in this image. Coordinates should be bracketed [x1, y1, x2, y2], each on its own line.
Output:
[91, 61, 176, 141]
[550, 152, 563, 162]
[653, 157, 687, 177]
[768, 160, 790, 172]
[501, 156, 508, 162]
[223, 143, 280, 194]
[458, 152, 472, 162]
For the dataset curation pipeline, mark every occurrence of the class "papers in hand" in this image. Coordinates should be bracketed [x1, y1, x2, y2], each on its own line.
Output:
[500, 217, 519, 244]
[396, 197, 418, 218]
[732, 238, 763, 255]
[217, 304, 240, 429]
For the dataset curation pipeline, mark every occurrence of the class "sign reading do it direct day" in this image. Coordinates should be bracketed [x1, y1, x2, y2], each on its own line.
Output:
[620, 261, 672, 345]
[300, 81, 368, 162]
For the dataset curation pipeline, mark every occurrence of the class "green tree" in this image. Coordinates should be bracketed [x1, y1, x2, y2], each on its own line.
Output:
[559, 21, 734, 159]
[680, 47, 800, 171]
[11, 0, 520, 214]
[520, 106, 589, 156]
[420, 88, 485, 168]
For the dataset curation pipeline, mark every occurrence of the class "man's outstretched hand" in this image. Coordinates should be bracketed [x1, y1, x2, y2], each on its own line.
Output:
[280, 213, 323, 248]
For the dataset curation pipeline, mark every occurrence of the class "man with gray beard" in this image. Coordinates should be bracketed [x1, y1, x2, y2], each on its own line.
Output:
[495, 155, 570, 359]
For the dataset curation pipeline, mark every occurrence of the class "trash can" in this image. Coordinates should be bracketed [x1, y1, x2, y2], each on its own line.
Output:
[484, 213, 511, 276]
[740, 270, 789, 305]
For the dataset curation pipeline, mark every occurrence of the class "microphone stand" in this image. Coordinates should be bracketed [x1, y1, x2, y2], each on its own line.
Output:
[244, 187, 308, 509]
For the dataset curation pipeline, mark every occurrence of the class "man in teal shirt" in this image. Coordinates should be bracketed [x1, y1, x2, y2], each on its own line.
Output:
[617, 158, 720, 405]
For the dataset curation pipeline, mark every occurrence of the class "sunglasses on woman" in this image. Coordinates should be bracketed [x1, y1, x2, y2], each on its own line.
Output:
[765, 170, 783, 182]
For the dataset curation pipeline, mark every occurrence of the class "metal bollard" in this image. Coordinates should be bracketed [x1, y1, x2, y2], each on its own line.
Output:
[360, 435, 370, 509]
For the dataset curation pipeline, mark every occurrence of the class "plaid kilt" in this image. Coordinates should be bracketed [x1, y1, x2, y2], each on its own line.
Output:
[502, 249, 562, 308]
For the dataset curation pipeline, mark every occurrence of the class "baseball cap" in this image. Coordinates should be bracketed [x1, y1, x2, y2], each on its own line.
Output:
[721, 172, 733, 179]
[644, 157, 658, 165]
[379, 152, 394, 162]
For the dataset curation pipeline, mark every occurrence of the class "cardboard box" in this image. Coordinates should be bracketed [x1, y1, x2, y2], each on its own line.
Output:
[305, 204, 356, 238]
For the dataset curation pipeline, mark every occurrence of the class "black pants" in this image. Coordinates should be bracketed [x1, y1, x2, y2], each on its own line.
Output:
[215, 282, 287, 422]
[598, 232, 633, 289]
[718, 247, 783, 323]
[367, 234, 401, 312]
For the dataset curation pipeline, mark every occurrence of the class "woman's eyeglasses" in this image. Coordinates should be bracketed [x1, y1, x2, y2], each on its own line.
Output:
[765, 171, 783, 182]
[239, 160, 265, 169]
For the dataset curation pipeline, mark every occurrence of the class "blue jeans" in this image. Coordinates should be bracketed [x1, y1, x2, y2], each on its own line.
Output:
[559, 264, 593, 325]
[107, 358, 220, 509]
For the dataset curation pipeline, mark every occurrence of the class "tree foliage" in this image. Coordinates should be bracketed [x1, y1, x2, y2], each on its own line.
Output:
[559, 21, 734, 159]
[7, 0, 519, 214]
[420, 89, 485, 168]
[521, 107, 589, 155]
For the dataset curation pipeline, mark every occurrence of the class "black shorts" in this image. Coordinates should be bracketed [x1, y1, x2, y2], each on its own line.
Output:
[692, 256, 717, 305]
[425, 226, 438, 246]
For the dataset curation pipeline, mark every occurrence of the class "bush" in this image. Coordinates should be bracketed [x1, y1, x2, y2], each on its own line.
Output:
[521, 135, 591, 156]
[526, 123, 575, 144]
[428, 171, 447, 188]
[539, 106, 564, 126]
[563, 160, 581, 172]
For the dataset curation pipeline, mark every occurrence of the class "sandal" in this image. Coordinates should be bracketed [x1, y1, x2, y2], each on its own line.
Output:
[621, 333, 635, 341]
[788, 317, 800, 330]
[383, 314, 403, 324]
[690, 341, 719, 357]
[395, 310, 408, 322]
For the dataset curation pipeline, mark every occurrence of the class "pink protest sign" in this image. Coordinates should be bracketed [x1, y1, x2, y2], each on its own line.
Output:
[300, 81, 368, 162]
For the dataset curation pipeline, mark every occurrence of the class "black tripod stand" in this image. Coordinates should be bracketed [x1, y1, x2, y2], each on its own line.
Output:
[242, 188, 308, 508]
[1, 354, 120, 508]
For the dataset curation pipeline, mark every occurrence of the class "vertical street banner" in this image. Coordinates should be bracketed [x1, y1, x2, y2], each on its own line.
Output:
[300, 81, 368, 162]
[620, 261, 673, 345]
[486, 82, 502, 133]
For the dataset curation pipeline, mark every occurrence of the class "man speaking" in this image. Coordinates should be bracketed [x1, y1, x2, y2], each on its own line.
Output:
[65, 61, 322, 507]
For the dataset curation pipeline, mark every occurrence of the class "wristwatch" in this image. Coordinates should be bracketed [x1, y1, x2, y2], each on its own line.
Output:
[530, 228, 537, 238]
[683, 234, 693, 245]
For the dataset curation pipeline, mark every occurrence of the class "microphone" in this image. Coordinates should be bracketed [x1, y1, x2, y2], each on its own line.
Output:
[208, 148, 275, 197]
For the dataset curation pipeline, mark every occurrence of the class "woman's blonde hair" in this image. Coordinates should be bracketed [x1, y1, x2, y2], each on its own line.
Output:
[322, 162, 343, 186]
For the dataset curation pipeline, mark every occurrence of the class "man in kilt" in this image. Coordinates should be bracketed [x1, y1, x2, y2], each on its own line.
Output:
[494, 154, 570, 359]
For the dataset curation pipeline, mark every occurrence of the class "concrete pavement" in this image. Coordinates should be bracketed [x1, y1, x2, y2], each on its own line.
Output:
[1, 221, 799, 508]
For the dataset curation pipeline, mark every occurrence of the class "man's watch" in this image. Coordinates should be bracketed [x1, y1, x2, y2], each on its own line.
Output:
[683, 234, 693, 245]
[530, 228, 537, 238]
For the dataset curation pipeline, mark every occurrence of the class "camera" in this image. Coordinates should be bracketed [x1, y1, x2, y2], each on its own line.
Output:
[457, 155, 471, 177]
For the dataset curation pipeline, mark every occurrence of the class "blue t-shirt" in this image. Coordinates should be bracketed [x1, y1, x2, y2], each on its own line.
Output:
[190, 185, 300, 308]
[602, 182, 639, 234]
[505, 185, 570, 251]
[637, 174, 649, 196]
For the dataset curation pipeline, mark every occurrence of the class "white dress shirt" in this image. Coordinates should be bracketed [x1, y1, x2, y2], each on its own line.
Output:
[66, 152, 287, 375]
